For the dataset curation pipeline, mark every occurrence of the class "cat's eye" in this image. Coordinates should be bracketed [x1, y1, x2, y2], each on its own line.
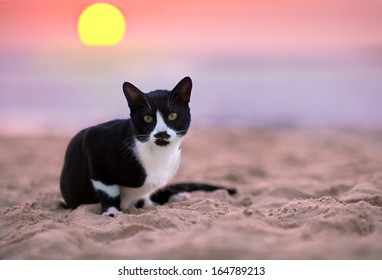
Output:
[143, 115, 154, 123]
[168, 112, 177, 121]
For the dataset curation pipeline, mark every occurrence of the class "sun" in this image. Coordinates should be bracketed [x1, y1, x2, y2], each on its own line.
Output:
[78, 3, 126, 46]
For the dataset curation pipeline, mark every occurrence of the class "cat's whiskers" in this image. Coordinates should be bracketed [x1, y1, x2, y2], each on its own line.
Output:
[119, 136, 135, 151]
[120, 134, 148, 159]
[120, 139, 136, 159]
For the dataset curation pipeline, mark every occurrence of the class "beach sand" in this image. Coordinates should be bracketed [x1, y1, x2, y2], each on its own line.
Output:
[1, 128, 382, 259]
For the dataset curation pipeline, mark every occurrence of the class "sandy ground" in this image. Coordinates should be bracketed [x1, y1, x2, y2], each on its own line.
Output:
[1, 128, 382, 259]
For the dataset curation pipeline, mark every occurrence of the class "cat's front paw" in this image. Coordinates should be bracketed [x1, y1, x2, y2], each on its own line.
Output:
[102, 207, 122, 217]
[142, 197, 159, 209]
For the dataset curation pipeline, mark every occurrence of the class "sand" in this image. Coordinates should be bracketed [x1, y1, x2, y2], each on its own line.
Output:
[1, 128, 382, 259]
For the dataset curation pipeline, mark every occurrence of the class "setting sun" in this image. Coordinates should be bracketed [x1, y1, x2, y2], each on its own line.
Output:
[78, 3, 125, 46]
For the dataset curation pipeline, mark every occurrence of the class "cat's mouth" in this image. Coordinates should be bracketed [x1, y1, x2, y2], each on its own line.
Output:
[153, 131, 171, 147]
[154, 139, 170, 146]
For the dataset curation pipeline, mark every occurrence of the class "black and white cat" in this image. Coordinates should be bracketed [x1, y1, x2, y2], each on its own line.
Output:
[60, 77, 235, 217]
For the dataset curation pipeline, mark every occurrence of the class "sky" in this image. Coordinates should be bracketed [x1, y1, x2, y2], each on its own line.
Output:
[2, 0, 382, 52]
[1, 0, 382, 134]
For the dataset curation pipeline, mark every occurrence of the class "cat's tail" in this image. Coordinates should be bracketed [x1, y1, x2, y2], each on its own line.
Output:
[149, 183, 237, 205]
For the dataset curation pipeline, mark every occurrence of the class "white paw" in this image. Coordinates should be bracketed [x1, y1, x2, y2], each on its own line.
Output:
[168, 192, 191, 203]
[143, 197, 159, 209]
[102, 207, 122, 217]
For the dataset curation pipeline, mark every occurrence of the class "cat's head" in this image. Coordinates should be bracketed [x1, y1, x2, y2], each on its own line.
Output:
[123, 77, 192, 147]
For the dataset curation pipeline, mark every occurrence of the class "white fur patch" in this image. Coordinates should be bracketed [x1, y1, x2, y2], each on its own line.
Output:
[142, 195, 158, 209]
[102, 207, 122, 217]
[92, 180, 120, 198]
[120, 110, 183, 209]
[168, 192, 191, 203]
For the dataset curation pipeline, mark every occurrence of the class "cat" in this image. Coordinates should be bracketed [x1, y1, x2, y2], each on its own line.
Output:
[60, 77, 236, 217]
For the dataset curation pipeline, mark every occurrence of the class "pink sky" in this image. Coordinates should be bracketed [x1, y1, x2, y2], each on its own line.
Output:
[1, 0, 382, 54]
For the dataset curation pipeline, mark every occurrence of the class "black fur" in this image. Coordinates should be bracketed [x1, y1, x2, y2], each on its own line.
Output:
[60, 119, 145, 210]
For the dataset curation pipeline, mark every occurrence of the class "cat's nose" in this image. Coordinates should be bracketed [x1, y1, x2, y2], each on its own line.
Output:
[154, 131, 171, 140]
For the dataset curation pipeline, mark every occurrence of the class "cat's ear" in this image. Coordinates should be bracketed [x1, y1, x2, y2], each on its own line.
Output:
[170, 76, 192, 105]
[123, 82, 148, 109]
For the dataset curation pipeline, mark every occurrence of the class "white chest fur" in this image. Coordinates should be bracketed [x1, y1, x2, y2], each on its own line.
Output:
[120, 137, 182, 209]
[136, 138, 181, 188]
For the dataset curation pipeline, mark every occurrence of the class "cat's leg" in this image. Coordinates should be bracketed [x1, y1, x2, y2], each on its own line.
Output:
[120, 185, 158, 210]
[132, 195, 159, 209]
[91, 179, 122, 217]
[142, 195, 159, 208]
